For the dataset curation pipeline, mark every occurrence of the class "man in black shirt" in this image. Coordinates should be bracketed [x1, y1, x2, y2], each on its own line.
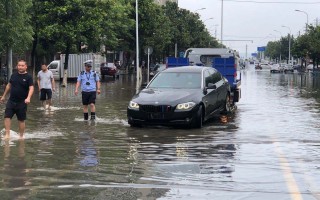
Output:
[0, 60, 34, 139]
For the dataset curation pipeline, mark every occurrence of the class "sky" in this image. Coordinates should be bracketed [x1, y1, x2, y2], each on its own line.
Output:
[178, 0, 320, 58]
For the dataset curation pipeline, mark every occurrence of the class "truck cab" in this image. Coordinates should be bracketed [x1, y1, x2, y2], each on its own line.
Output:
[47, 60, 60, 80]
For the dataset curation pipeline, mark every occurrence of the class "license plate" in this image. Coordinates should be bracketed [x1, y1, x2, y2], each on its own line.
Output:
[149, 113, 163, 119]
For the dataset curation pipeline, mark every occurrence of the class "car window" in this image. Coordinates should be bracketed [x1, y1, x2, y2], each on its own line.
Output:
[148, 72, 201, 89]
[212, 72, 222, 84]
[48, 63, 58, 70]
[204, 70, 213, 87]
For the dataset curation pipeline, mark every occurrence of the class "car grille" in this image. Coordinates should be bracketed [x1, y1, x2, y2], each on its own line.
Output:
[140, 105, 173, 113]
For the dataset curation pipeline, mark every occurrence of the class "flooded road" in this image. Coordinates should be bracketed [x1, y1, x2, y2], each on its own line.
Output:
[1, 65, 320, 200]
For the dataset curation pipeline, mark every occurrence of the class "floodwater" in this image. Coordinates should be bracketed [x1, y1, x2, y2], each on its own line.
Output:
[0, 66, 320, 200]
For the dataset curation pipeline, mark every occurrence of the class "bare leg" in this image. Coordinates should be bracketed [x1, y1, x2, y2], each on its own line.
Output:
[4, 118, 11, 139]
[90, 103, 95, 113]
[18, 120, 25, 139]
[83, 105, 88, 113]
[48, 99, 52, 110]
[42, 101, 46, 110]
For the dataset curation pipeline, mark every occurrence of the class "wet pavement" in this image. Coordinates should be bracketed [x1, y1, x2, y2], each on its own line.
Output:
[0, 65, 320, 200]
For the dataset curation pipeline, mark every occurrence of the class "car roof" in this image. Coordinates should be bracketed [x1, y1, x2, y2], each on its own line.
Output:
[162, 66, 211, 73]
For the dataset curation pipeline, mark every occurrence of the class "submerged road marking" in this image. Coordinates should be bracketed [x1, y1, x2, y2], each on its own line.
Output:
[273, 141, 303, 200]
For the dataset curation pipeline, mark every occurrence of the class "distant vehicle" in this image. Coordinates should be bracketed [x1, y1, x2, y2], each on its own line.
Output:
[270, 63, 282, 73]
[100, 62, 119, 79]
[260, 63, 271, 69]
[48, 53, 103, 81]
[127, 66, 230, 128]
[255, 63, 262, 70]
[307, 63, 316, 71]
[283, 64, 294, 73]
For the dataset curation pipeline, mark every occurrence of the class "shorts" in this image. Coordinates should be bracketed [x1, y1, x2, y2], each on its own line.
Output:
[40, 88, 52, 101]
[4, 100, 27, 121]
[82, 91, 96, 105]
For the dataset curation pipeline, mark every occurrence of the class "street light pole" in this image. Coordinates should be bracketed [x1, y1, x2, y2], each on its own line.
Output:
[135, 0, 140, 92]
[295, 9, 309, 32]
[282, 25, 291, 65]
[221, 0, 224, 47]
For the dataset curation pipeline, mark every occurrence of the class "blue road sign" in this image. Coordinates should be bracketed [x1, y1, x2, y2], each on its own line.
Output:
[257, 47, 266, 52]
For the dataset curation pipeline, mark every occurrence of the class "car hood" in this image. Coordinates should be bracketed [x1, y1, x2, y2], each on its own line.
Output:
[131, 88, 201, 105]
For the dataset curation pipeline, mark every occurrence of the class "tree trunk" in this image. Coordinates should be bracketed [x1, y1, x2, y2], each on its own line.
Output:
[62, 43, 71, 87]
[31, 32, 38, 82]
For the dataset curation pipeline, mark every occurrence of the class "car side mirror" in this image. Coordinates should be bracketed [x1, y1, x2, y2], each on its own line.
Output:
[203, 88, 208, 95]
[141, 82, 148, 89]
[207, 83, 217, 90]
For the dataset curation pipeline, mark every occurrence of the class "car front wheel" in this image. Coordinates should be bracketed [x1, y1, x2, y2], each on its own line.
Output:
[223, 94, 231, 113]
[192, 105, 203, 128]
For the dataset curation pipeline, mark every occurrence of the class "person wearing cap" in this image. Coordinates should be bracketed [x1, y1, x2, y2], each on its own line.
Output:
[75, 60, 101, 120]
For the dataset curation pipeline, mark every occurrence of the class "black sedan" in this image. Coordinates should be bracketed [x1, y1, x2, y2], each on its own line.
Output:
[127, 66, 231, 128]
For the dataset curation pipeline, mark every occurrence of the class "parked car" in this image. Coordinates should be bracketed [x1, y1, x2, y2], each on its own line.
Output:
[100, 62, 118, 78]
[283, 64, 294, 73]
[307, 64, 316, 71]
[270, 64, 282, 73]
[127, 66, 231, 128]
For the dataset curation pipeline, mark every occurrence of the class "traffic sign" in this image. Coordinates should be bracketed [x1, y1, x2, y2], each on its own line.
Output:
[257, 46, 266, 52]
[144, 46, 153, 55]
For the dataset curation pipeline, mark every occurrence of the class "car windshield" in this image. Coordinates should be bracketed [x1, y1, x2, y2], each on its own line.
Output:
[148, 72, 202, 89]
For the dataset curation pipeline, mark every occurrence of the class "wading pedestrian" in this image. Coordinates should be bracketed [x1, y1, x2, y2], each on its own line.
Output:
[74, 60, 101, 120]
[0, 60, 34, 139]
[37, 64, 55, 110]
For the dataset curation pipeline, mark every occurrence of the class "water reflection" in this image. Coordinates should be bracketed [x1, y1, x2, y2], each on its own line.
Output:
[76, 123, 99, 168]
[1, 140, 28, 199]
[126, 127, 237, 187]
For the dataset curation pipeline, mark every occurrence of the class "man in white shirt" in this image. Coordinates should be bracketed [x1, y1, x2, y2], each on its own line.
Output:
[37, 64, 55, 110]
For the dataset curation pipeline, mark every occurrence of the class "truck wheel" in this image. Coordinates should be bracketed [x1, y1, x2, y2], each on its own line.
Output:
[223, 94, 231, 113]
[192, 105, 203, 128]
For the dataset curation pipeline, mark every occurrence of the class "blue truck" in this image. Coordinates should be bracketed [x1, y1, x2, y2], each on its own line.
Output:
[167, 48, 241, 108]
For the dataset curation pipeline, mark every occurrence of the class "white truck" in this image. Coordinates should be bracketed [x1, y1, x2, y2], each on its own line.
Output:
[48, 53, 105, 81]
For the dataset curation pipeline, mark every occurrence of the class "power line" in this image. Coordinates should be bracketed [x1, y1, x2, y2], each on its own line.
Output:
[223, 0, 320, 4]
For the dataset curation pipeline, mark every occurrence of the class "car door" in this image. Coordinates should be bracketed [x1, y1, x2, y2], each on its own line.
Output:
[212, 71, 228, 108]
[202, 69, 218, 117]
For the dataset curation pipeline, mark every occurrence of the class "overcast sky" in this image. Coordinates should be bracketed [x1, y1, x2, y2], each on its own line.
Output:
[178, 0, 320, 58]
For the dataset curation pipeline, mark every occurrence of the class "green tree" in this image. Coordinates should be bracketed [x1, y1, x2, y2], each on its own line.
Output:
[39, 0, 106, 86]
[0, 0, 33, 77]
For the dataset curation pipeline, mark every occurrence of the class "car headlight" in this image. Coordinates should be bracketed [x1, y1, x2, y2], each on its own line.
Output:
[128, 101, 139, 110]
[176, 102, 196, 110]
